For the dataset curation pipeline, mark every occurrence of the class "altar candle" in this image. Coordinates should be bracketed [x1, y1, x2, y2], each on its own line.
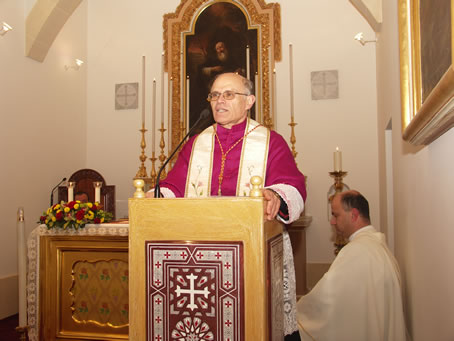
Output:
[94, 183, 101, 203]
[246, 45, 250, 80]
[334, 147, 342, 172]
[168, 77, 173, 149]
[180, 52, 184, 123]
[67, 182, 75, 202]
[289, 43, 294, 120]
[273, 69, 277, 125]
[269, 44, 273, 119]
[254, 72, 259, 118]
[186, 76, 190, 121]
[17, 207, 26, 327]
[142, 55, 145, 127]
[161, 52, 165, 124]
[152, 78, 156, 152]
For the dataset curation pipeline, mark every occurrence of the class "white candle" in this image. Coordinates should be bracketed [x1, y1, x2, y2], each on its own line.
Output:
[334, 147, 342, 172]
[273, 69, 277, 128]
[269, 44, 273, 121]
[180, 52, 184, 123]
[289, 43, 294, 120]
[17, 207, 26, 327]
[254, 73, 259, 119]
[246, 45, 250, 80]
[94, 183, 102, 203]
[142, 55, 146, 127]
[161, 52, 165, 124]
[152, 78, 156, 152]
[168, 77, 173, 152]
[186, 76, 190, 122]
[67, 182, 75, 202]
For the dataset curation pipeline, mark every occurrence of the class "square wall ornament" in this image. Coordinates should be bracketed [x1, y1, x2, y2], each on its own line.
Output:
[311, 70, 339, 100]
[115, 82, 139, 110]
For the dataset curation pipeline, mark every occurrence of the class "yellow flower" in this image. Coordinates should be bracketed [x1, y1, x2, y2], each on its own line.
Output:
[77, 220, 82, 224]
[51, 217, 56, 222]
[57, 209, 62, 214]
[101, 217, 105, 223]
[54, 204, 61, 210]
[87, 203, 93, 208]
[74, 204, 79, 210]
[47, 208, 52, 214]
[87, 211, 94, 219]
[64, 207, 70, 213]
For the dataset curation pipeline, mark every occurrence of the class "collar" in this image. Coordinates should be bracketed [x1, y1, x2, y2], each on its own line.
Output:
[348, 225, 375, 242]
[216, 118, 248, 134]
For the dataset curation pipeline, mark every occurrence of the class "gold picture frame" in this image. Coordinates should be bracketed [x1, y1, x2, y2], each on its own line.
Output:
[163, 0, 281, 151]
[398, 0, 454, 145]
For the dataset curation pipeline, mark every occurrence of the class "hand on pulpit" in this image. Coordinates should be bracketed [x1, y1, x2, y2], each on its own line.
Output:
[263, 189, 289, 222]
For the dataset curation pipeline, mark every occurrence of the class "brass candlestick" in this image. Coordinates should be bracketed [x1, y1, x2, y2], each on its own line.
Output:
[135, 126, 148, 178]
[289, 116, 298, 160]
[158, 122, 167, 179]
[148, 151, 157, 189]
[328, 170, 350, 255]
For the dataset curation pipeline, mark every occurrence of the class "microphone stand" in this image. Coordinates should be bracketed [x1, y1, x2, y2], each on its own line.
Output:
[154, 109, 210, 198]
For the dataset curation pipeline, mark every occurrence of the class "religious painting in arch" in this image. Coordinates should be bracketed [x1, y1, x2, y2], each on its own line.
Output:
[185, 2, 258, 134]
[164, 0, 281, 152]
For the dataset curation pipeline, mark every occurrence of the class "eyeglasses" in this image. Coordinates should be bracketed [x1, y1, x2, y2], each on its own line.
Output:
[207, 90, 249, 102]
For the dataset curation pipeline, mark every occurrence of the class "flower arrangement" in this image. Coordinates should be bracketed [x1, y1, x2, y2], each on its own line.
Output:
[38, 201, 113, 229]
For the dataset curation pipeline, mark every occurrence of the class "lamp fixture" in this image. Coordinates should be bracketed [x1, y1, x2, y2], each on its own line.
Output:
[65, 59, 84, 71]
[354, 32, 377, 46]
[0, 22, 12, 36]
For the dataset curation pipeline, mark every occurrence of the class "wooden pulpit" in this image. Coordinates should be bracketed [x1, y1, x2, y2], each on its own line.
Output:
[129, 197, 284, 340]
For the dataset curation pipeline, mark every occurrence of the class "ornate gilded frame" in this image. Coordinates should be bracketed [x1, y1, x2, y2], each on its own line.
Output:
[164, 0, 281, 150]
[399, 0, 454, 145]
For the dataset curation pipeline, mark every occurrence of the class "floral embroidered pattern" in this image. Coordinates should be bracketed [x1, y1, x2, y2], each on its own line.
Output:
[171, 317, 214, 340]
[190, 165, 204, 197]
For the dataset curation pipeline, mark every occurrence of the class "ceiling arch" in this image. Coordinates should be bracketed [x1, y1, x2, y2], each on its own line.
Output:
[25, 0, 82, 62]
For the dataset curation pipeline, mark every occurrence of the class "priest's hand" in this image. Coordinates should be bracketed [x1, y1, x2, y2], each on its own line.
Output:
[263, 189, 281, 221]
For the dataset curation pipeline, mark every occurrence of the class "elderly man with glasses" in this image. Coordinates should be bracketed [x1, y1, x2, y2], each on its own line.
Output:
[148, 72, 306, 340]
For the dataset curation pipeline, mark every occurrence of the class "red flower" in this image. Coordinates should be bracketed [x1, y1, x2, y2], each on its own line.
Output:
[55, 211, 63, 221]
[94, 217, 101, 224]
[67, 201, 76, 209]
[40, 216, 46, 222]
[91, 204, 97, 211]
[76, 210, 85, 220]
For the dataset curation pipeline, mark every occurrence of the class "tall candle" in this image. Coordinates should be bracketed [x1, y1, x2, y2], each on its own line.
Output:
[186, 76, 190, 122]
[254, 73, 259, 119]
[168, 77, 173, 151]
[273, 69, 277, 128]
[180, 52, 184, 123]
[152, 79, 156, 152]
[246, 45, 250, 80]
[161, 52, 165, 124]
[334, 147, 342, 172]
[142, 55, 146, 127]
[17, 207, 26, 327]
[289, 43, 294, 120]
[269, 44, 273, 120]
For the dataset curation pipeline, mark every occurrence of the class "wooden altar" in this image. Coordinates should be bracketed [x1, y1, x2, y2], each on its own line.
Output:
[27, 218, 308, 340]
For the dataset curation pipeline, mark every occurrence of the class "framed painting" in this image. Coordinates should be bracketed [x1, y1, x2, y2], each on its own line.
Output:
[163, 0, 281, 150]
[398, 0, 454, 145]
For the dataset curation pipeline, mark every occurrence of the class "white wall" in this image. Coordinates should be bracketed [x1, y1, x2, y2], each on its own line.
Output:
[278, 0, 379, 263]
[377, 1, 454, 340]
[0, 0, 87, 318]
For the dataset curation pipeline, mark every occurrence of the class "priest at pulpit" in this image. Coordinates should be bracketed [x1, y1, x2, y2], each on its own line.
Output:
[147, 72, 307, 340]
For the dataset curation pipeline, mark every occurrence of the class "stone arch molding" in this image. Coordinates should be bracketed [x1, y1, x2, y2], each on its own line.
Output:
[26, 0, 82, 62]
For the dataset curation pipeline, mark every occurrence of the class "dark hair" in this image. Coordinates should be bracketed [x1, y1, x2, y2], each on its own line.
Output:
[75, 191, 89, 197]
[340, 191, 370, 222]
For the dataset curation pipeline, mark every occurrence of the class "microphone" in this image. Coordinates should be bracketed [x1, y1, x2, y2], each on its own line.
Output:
[50, 177, 67, 207]
[154, 108, 211, 198]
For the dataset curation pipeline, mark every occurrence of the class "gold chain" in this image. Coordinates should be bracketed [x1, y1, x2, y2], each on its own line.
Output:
[214, 123, 261, 196]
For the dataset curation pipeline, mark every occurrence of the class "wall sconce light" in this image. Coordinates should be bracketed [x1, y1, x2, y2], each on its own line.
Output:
[65, 59, 84, 71]
[354, 32, 377, 46]
[0, 22, 13, 36]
